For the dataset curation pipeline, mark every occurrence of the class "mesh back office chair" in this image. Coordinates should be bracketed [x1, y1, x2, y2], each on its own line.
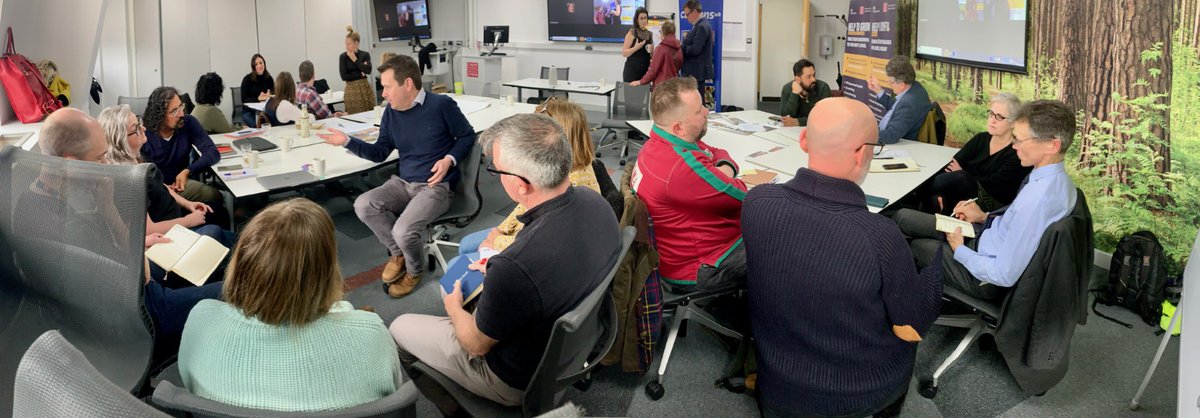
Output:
[13, 331, 169, 418]
[118, 96, 150, 117]
[230, 87, 244, 125]
[424, 143, 485, 272]
[595, 82, 652, 166]
[919, 189, 1092, 399]
[0, 147, 156, 412]
[411, 227, 635, 417]
[527, 66, 571, 104]
[153, 369, 420, 418]
[179, 92, 196, 114]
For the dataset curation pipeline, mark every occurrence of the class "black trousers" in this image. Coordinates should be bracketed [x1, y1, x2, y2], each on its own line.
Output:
[891, 208, 1009, 301]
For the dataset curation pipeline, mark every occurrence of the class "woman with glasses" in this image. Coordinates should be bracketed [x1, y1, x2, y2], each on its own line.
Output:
[448, 98, 604, 267]
[98, 104, 231, 352]
[921, 92, 1031, 214]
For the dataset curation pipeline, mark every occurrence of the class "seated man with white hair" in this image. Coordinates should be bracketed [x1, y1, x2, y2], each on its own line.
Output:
[389, 113, 621, 408]
[743, 98, 943, 418]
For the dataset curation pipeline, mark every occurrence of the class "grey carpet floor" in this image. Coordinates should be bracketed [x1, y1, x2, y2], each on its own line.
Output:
[273, 109, 1180, 417]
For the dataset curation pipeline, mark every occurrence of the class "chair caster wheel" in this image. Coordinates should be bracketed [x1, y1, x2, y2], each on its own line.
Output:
[645, 381, 665, 400]
[595, 152, 602, 158]
[919, 379, 938, 399]
[619, 159, 627, 166]
[439, 233, 450, 240]
[573, 377, 593, 391]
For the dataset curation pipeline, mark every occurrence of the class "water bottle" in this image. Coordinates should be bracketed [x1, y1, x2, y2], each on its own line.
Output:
[548, 65, 558, 87]
[299, 104, 311, 138]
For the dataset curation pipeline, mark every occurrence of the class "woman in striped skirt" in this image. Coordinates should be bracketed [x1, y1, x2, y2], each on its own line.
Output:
[340, 26, 376, 115]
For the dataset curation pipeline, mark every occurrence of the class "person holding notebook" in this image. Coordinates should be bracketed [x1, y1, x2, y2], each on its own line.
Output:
[389, 114, 620, 409]
[16, 107, 223, 358]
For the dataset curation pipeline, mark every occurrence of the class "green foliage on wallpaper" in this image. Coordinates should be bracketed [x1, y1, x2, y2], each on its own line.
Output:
[911, 37, 1199, 275]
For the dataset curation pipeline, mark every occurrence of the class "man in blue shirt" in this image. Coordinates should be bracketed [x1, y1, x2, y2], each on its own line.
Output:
[140, 86, 222, 204]
[320, 55, 476, 298]
[892, 100, 1077, 300]
[867, 56, 931, 144]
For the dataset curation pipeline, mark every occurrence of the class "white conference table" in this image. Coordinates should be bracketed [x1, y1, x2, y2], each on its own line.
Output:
[502, 78, 617, 118]
[208, 94, 534, 199]
[244, 90, 345, 112]
[627, 110, 959, 213]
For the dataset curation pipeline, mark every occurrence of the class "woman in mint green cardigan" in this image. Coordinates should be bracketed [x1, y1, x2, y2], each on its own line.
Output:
[178, 198, 402, 412]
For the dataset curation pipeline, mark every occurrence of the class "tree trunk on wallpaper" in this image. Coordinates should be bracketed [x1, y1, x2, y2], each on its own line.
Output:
[1074, 0, 1173, 181]
[972, 67, 983, 103]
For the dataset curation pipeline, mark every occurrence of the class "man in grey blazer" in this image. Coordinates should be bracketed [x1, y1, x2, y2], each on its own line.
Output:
[868, 56, 931, 144]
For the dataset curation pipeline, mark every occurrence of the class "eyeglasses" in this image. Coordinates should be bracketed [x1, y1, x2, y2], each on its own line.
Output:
[168, 105, 185, 116]
[486, 161, 531, 185]
[987, 110, 1008, 122]
[859, 142, 885, 156]
[1011, 135, 1053, 146]
[536, 97, 558, 115]
[126, 122, 145, 136]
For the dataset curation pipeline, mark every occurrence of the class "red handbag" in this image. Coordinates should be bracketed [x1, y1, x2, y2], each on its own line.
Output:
[0, 27, 61, 123]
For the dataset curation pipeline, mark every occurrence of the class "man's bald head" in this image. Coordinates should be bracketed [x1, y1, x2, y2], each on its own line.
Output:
[801, 98, 879, 184]
[38, 108, 107, 162]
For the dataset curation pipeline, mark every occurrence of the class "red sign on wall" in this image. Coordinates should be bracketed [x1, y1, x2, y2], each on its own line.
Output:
[467, 62, 479, 78]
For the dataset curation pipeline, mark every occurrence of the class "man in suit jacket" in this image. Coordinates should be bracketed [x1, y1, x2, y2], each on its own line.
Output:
[868, 56, 931, 144]
[680, 0, 714, 102]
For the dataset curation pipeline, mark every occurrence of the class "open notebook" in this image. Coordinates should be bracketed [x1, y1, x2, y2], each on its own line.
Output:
[935, 214, 978, 238]
[144, 224, 230, 286]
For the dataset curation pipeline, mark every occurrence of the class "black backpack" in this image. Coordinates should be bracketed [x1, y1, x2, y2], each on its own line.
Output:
[1092, 231, 1169, 328]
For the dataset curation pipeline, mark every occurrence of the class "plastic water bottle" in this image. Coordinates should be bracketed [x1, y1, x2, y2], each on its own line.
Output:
[548, 65, 558, 87]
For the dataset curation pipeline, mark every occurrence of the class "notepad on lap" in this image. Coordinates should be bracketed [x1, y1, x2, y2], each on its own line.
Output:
[439, 255, 486, 306]
[935, 214, 977, 238]
[145, 224, 230, 286]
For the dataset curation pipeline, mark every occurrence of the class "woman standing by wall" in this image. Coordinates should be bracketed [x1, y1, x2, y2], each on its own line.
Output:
[621, 7, 653, 83]
[341, 26, 376, 114]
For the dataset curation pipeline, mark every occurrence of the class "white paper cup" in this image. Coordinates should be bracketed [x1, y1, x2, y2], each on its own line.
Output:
[247, 150, 260, 169]
[506, 95, 515, 106]
[280, 136, 292, 152]
[312, 157, 326, 177]
[599, 77, 606, 87]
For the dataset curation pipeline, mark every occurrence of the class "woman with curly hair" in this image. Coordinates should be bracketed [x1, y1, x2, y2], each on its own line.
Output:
[192, 72, 236, 134]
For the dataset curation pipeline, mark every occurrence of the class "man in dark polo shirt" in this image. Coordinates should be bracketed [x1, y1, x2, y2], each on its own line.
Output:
[389, 113, 621, 407]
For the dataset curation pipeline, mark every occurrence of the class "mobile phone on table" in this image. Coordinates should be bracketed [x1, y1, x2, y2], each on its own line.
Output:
[768, 115, 783, 122]
[883, 163, 908, 170]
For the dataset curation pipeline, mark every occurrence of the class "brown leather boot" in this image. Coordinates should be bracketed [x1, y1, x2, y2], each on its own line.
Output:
[386, 272, 422, 298]
[381, 255, 406, 284]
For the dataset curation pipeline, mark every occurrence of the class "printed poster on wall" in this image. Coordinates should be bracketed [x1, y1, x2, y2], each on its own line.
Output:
[680, 0, 722, 110]
[841, 0, 897, 119]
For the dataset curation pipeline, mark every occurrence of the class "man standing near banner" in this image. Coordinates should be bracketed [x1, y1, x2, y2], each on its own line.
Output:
[680, 0, 714, 104]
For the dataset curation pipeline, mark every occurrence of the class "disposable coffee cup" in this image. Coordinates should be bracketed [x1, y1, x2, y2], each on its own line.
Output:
[280, 136, 292, 152]
[247, 150, 260, 169]
[506, 95, 515, 106]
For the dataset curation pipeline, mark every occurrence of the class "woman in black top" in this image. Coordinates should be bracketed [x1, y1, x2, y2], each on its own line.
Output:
[923, 92, 1031, 214]
[621, 7, 653, 83]
[341, 26, 376, 114]
[240, 54, 273, 127]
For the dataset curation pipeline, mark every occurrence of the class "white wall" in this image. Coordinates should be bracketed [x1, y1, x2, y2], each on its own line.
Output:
[132, 0, 163, 97]
[458, 0, 760, 111]
[95, 0, 134, 114]
[0, 0, 106, 122]
[758, 0, 807, 99]
[207, 0, 261, 115]
[162, 0, 210, 98]
[305, 0, 356, 93]
[807, 0, 849, 90]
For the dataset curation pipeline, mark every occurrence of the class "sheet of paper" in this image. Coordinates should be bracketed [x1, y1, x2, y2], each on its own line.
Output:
[324, 118, 374, 134]
[453, 99, 491, 115]
[145, 224, 201, 271]
[737, 123, 766, 133]
[935, 214, 977, 238]
[875, 149, 912, 160]
[171, 236, 230, 286]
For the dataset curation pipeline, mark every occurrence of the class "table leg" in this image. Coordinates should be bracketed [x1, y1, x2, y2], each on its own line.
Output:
[517, 87, 524, 102]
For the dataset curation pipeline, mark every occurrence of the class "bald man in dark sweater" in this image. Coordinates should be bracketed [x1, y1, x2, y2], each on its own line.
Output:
[743, 98, 943, 417]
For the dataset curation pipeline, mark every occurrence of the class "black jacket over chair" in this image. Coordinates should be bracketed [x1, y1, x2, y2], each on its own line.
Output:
[994, 189, 1093, 394]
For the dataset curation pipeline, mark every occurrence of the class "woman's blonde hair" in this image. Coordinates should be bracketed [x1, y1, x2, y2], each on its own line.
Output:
[97, 104, 141, 165]
[223, 198, 343, 326]
[346, 25, 361, 43]
[381, 52, 397, 63]
[537, 98, 595, 171]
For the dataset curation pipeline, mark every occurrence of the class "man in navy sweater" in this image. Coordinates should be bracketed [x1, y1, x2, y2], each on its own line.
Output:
[321, 55, 476, 298]
[140, 86, 222, 204]
[743, 98, 943, 417]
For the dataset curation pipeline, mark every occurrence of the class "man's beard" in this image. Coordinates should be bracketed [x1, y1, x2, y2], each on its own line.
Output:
[697, 124, 707, 141]
[802, 81, 817, 96]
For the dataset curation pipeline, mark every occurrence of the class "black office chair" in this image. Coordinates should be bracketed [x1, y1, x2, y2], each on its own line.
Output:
[410, 227, 635, 417]
[14, 331, 169, 418]
[596, 82, 652, 166]
[314, 78, 331, 94]
[527, 66, 571, 104]
[0, 147, 157, 412]
[230, 86, 244, 125]
[179, 92, 196, 115]
[153, 370, 420, 418]
[919, 189, 1093, 398]
[424, 143, 485, 272]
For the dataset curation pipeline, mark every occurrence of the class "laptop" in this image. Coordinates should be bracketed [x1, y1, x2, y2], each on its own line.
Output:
[256, 171, 319, 190]
[232, 136, 277, 152]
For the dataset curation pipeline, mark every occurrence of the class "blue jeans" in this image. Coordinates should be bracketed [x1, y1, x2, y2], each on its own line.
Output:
[241, 108, 258, 127]
[445, 228, 492, 269]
